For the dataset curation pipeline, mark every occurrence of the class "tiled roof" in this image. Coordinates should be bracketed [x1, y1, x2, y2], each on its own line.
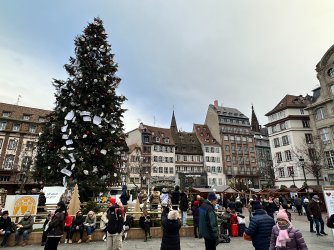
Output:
[142, 124, 175, 145]
[171, 130, 203, 155]
[193, 124, 220, 145]
[209, 104, 248, 119]
[265, 94, 311, 116]
[0, 102, 51, 122]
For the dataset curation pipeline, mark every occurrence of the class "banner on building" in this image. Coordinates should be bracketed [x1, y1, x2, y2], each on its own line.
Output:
[43, 186, 67, 205]
[322, 186, 334, 238]
[4, 195, 39, 216]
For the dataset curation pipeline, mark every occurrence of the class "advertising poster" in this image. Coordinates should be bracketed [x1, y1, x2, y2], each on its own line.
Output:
[4, 195, 39, 216]
[322, 186, 334, 238]
[43, 186, 66, 204]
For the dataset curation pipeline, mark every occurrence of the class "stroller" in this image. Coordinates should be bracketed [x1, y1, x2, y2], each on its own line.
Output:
[217, 210, 231, 243]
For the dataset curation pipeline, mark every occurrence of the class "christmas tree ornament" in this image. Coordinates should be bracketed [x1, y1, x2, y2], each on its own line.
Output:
[83, 170, 89, 175]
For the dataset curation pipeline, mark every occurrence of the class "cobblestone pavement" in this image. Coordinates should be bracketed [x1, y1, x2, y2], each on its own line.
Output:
[9, 212, 334, 249]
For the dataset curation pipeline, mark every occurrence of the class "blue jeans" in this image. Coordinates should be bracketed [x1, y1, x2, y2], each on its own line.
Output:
[1, 230, 11, 246]
[182, 211, 187, 226]
[86, 226, 95, 235]
[15, 230, 29, 242]
[313, 217, 325, 234]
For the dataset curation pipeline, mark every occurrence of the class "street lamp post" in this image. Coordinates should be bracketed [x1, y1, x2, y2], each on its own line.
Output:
[299, 157, 307, 187]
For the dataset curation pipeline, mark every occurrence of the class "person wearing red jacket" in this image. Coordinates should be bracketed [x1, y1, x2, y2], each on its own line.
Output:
[64, 213, 73, 243]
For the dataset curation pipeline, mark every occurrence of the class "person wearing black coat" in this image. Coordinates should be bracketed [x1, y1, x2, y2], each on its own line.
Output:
[0, 210, 12, 247]
[160, 210, 182, 250]
[38, 191, 47, 213]
[68, 210, 85, 243]
[171, 186, 181, 210]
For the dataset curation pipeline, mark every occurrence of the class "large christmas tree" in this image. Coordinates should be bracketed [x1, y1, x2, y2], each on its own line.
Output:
[34, 18, 128, 200]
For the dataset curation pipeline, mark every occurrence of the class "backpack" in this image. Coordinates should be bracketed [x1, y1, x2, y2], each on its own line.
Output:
[106, 206, 124, 234]
[327, 214, 334, 228]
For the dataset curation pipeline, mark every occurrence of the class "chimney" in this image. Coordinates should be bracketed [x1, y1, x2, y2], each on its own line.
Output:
[214, 100, 218, 109]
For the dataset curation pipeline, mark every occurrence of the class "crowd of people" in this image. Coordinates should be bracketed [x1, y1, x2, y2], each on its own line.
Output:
[0, 186, 334, 250]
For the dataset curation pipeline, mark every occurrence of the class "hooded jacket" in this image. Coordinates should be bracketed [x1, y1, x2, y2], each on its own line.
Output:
[179, 192, 189, 212]
[307, 200, 322, 219]
[17, 216, 34, 233]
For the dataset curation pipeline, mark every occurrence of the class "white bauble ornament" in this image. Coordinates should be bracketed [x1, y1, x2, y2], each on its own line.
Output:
[114, 173, 117, 177]
[83, 170, 89, 175]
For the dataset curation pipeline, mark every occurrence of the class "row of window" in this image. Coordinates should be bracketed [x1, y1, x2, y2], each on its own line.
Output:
[175, 166, 203, 173]
[269, 120, 310, 135]
[208, 178, 223, 185]
[143, 135, 170, 144]
[206, 166, 222, 173]
[278, 166, 296, 178]
[153, 145, 174, 153]
[153, 156, 174, 163]
[225, 155, 256, 164]
[273, 135, 290, 147]
[0, 121, 38, 133]
[205, 156, 220, 163]
[219, 118, 250, 125]
[205, 146, 220, 153]
[176, 155, 202, 162]
[275, 150, 292, 163]
[226, 166, 258, 174]
[2, 112, 45, 122]
[0, 139, 36, 151]
[152, 166, 174, 174]
[2, 155, 32, 170]
[224, 144, 255, 153]
[319, 127, 332, 144]
[221, 127, 251, 135]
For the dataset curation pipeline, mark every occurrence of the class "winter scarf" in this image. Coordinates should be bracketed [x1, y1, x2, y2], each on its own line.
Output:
[276, 223, 291, 248]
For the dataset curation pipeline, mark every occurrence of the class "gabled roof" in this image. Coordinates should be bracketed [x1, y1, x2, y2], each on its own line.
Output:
[141, 124, 175, 145]
[265, 94, 311, 116]
[209, 104, 248, 119]
[193, 124, 220, 145]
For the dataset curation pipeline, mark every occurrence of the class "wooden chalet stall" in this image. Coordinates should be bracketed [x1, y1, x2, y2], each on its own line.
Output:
[191, 185, 240, 200]
[297, 185, 326, 212]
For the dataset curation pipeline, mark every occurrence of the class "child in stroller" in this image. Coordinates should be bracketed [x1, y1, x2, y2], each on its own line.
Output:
[217, 208, 231, 243]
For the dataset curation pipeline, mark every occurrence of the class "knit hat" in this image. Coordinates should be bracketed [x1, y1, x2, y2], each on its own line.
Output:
[276, 209, 289, 222]
[2, 210, 8, 216]
[109, 197, 116, 204]
[312, 195, 319, 202]
[193, 200, 199, 207]
[252, 201, 263, 210]
[303, 198, 309, 203]
[207, 192, 217, 201]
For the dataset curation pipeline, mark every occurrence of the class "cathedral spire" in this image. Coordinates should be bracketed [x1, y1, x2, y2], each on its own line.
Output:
[170, 110, 178, 132]
[251, 104, 261, 132]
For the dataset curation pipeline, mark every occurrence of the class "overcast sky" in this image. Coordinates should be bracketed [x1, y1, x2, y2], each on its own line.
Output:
[1, 0, 334, 132]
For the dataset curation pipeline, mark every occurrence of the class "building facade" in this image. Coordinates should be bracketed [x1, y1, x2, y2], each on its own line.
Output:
[265, 95, 318, 188]
[305, 45, 334, 184]
[0, 103, 50, 194]
[126, 123, 176, 189]
[193, 124, 225, 187]
[170, 112, 205, 190]
[205, 101, 259, 189]
[251, 105, 274, 188]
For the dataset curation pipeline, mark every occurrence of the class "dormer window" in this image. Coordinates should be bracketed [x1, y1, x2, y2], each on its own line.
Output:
[38, 117, 45, 122]
[155, 137, 160, 142]
[23, 115, 31, 121]
[12, 123, 21, 132]
[164, 138, 169, 143]
[2, 112, 11, 117]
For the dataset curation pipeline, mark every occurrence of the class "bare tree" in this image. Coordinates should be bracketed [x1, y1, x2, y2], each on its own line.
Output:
[295, 135, 327, 186]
